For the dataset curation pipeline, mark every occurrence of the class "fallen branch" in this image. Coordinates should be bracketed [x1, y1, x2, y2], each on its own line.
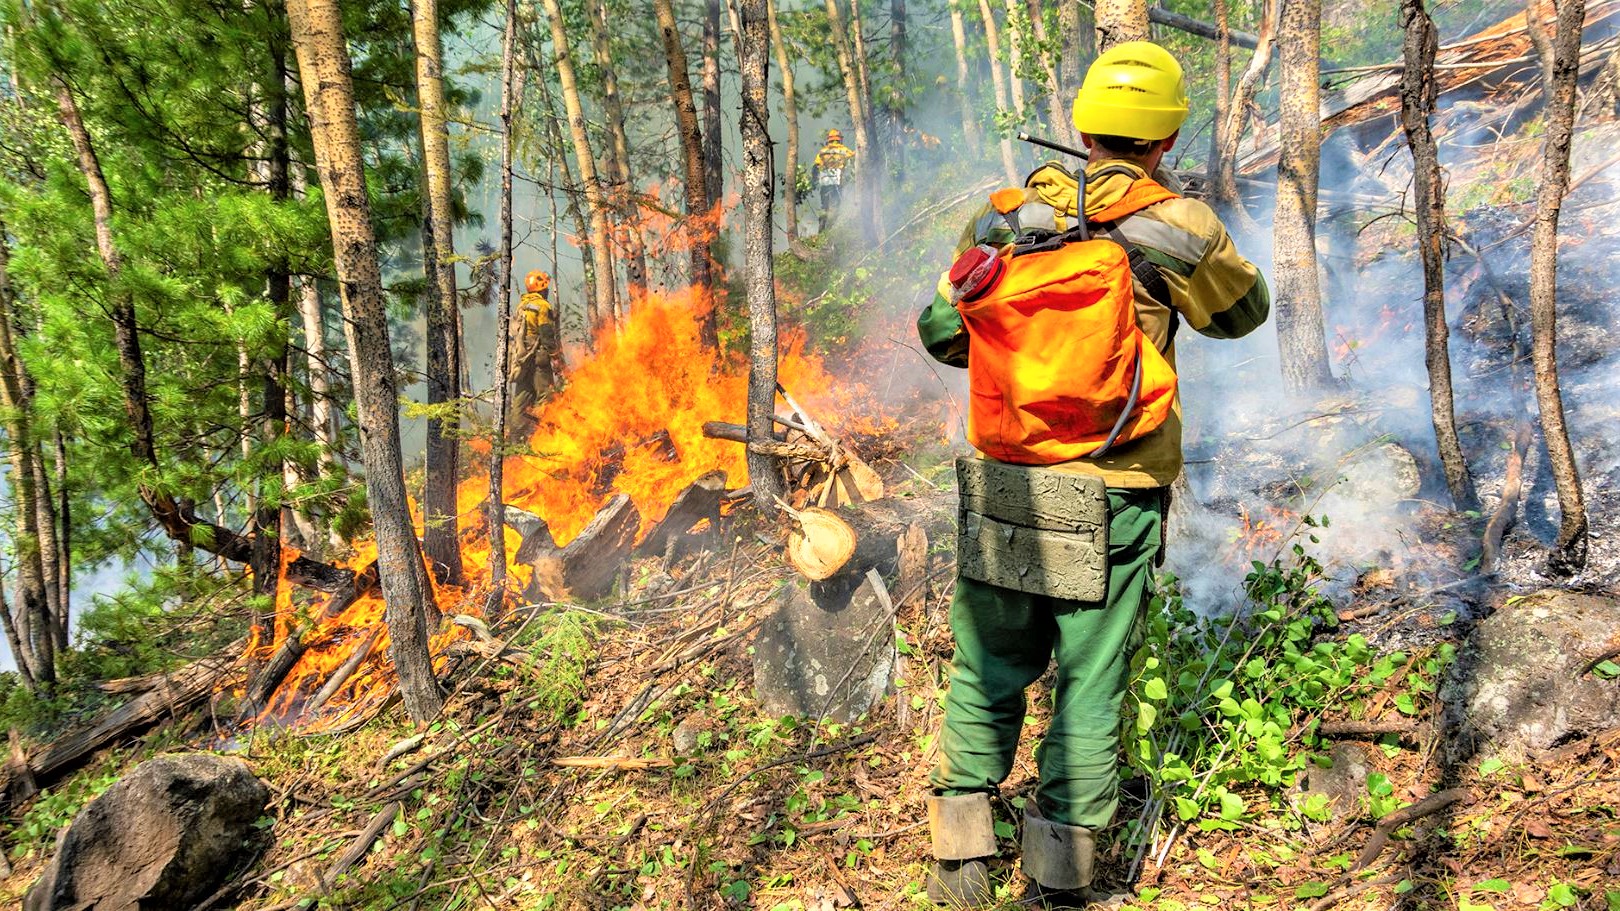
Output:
[1319, 719, 1418, 738]
[552, 756, 674, 771]
[322, 801, 402, 889]
[1150, 5, 1259, 49]
[302, 626, 381, 717]
[1481, 424, 1533, 573]
[1352, 788, 1468, 871]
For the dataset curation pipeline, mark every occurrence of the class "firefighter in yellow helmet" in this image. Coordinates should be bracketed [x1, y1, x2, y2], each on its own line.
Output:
[917, 42, 1270, 908]
[811, 128, 855, 231]
[510, 269, 562, 438]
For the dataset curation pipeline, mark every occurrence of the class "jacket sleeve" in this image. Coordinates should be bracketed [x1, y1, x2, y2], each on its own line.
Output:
[918, 273, 969, 367]
[1142, 200, 1270, 341]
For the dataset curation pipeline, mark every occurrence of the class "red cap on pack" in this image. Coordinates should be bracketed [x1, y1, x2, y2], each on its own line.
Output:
[949, 244, 1005, 302]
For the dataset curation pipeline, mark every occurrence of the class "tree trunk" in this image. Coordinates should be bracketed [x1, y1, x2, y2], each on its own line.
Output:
[529, 49, 598, 336]
[703, 0, 725, 211]
[411, 0, 464, 586]
[589, 0, 649, 298]
[1095, 0, 1149, 49]
[1214, 0, 1278, 223]
[767, 0, 802, 243]
[740, 0, 785, 513]
[1029, 0, 1067, 146]
[975, 0, 1020, 184]
[540, 0, 618, 338]
[286, 0, 443, 722]
[653, 0, 718, 341]
[1528, 0, 1588, 573]
[0, 229, 52, 686]
[1208, 0, 1231, 185]
[0, 575, 36, 691]
[1399, 0, 1478, 513]
[488, 0, 517, 615]
[1272, 0, 1333, 393]
[949, 1, 984, 157]
[1002, 0, 1027, 119]
[824, 0, 880, 241]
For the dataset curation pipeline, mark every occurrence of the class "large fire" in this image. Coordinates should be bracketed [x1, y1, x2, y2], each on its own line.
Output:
[243, 286, 878, 731]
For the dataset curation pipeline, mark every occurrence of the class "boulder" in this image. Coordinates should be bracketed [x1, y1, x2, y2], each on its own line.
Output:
[26, 753, 269, 911]
[754, 573, 896, 723]
[1335, 442, 1422, 503]
[1457, 590, 1620, 758]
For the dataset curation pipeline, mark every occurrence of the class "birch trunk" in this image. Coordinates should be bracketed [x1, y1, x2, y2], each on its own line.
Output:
[411, 0, 464, 585]
[589, 0, 649, 297]
[1002, 0, 1026, 118]
[488, 0, 517, 613]
[739, 0, 784, 512]
[1272, 0, 1334, 393]
[653, 0, 718, 341]
[1214, 0, 1278, 223]
[0, 229, 52, 686]
[949, 1, 984, 156]
[1095, 0, 1149, 49]
[540, 0, 618, 337]
[767, 0, 802, 242]
[286, 0, 443, 722]
[1028, 0, 1067, 145]
[1399, 0, 1477, 513]
[703, 0, 725, 210]
[1057, 2, 1089, 149]
[1528, 0, 1589, 572]
[825, 0, 879, 242]
[975, 0, 1020, 184]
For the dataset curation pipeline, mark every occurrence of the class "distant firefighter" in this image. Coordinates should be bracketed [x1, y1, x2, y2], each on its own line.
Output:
[509, 269, 562, 439]
[812, 128, 855, 231]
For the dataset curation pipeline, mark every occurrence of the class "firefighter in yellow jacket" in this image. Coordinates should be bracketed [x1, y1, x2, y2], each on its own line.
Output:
[812, 129, 855, 230]
[917, 43, 1270, 907]
[510, 269, 561, 439]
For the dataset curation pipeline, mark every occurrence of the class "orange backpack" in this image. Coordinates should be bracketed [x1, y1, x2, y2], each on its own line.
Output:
[949, 175, 1179, 466]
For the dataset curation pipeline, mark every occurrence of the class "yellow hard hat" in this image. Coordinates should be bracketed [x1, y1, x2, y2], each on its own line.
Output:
[1072, 41, 1189, 141]
[827, 128, 843, 142]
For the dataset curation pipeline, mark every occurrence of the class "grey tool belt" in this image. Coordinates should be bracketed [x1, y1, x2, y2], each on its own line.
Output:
[956, 456, 1109, 602]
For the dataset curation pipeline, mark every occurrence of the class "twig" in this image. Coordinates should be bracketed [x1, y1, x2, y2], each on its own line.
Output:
[1319, 719, 1418, 738]
[322, 801, 403, 889]
[1352, 788, 1468, 871]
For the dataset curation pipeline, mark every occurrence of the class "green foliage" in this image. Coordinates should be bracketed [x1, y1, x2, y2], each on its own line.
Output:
[8, 761, 122, 860]
[1124, 518, 1453, 836]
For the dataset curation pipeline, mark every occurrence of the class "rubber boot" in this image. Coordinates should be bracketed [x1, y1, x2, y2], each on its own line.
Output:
[1021, 803, 1096, 909]
[925, 793, 997, 907]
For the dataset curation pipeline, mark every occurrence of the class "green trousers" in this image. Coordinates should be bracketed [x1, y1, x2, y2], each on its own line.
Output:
[930, 487, 1165, 831]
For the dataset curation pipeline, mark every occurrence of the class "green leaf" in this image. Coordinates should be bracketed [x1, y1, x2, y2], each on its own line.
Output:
[1136, 701, 1158, 734]
[1479, 757, 1505, 776]
[1592, 660, 1620, 680]
[1474, 879, 1512, 893]
[994, 820, 1015, 839]
[1144, 677, 1168, 701]
[1294, 882, 1331, 898]
[1173, 796, 1201, 821]
[1542, 882, 1579, 909]
[1218, 791, 1245, 821]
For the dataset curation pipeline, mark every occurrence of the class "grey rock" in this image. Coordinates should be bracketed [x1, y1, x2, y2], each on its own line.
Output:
[1301, 742, 1373, 818]
[1335, 442, 1422, 503]
[26, 753, 269, 911]
[1458, 590, 1620, 758]
[754, 573, 896, 723]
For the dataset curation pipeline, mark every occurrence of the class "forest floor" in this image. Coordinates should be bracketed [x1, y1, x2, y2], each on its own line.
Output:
[3, 453, 1618, 911]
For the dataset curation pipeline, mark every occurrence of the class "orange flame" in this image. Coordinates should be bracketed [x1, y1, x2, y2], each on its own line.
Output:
[244, 283, 874, 730]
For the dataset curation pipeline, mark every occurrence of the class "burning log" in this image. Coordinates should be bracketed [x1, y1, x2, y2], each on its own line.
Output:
[285, 556, 355, 592]
[302, 627, 381, 717]
[525, 494, 641, 602]
[593, 429, 679, 497]
[240, 562, 379, 717]
[635, 470, 727, 558]
[2, 644, 241, 804]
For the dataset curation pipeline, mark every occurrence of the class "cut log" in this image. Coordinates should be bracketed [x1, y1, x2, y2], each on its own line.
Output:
[896, 523, 929, 610]
[525, 494, 641, 602]
[2, 643, 243, 805]
[1481, 424, 1533, 574]
[636, 470, 727, 557]
[786, 507, 859, 581]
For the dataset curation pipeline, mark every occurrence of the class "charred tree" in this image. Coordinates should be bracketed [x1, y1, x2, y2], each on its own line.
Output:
[1095, 0, 1149, 49]
[411, 0, 464, 586]
[1399, 0, 1478, 513]
[286, 0, 443, 721]
[654, 0, 718, 345]
[1272, 0, 1334, 393]
[740, 0, 785, 512]
[1528, 0, 1589, 572]
[948, 1, 984, 157]
[589, 0, 649, 297]
[975, 0, 1020, 184]
[540, 0, 618, 335]
[767, 0, 802, 243]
